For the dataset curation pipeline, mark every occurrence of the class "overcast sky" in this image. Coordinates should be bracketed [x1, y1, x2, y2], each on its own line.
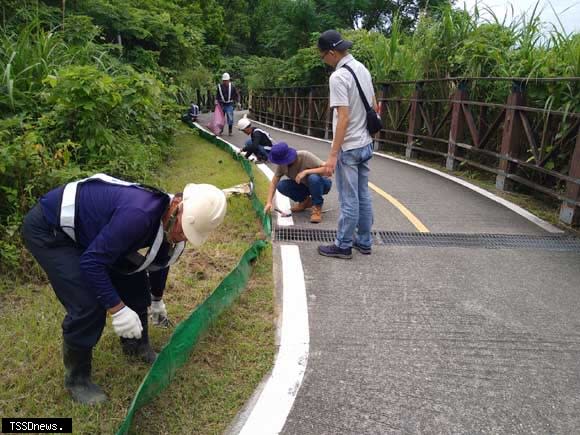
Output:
[458, 0, 579, 34]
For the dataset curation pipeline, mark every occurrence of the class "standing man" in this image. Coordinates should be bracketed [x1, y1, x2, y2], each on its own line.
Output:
[217, 72, 239, 136]
[22, 174, 227, 404]
[317, 30, 377, 259]
[264, 142, 332, 223]
[236, 116, 273, 162]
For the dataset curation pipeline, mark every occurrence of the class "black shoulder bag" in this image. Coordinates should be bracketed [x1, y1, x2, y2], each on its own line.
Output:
[341, 64, 383, 135]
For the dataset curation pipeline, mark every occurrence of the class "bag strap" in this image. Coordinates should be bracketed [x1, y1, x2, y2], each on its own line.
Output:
[341, 64, 372, 112]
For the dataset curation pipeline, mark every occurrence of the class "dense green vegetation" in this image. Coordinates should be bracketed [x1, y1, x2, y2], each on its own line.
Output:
[0, 129, 275, 434]
[1, 0, 578, 271]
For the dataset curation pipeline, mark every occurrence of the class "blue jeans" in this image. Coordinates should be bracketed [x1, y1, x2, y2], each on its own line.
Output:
[335, 143, 374, 249]
[222, 103, 234, 127]
[277, 174, 332, 206]
[244, 138, 270, 161]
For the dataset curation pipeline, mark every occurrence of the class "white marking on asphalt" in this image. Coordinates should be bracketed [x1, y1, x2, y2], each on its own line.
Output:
[251, 120, 563, 234]
[194, 120, 308, 434]
[237, 245, 309, 435]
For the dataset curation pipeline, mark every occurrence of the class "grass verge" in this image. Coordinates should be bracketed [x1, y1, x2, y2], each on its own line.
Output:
[0, 126, 275, 434]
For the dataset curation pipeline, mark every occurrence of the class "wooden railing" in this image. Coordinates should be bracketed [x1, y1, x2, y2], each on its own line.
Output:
[251, 77, 580, 227]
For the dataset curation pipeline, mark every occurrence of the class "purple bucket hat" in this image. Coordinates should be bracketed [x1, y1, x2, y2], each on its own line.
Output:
[269, 142, 297, 165]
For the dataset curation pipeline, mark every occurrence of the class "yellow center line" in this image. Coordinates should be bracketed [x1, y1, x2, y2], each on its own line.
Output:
[368, 182, 430, 233]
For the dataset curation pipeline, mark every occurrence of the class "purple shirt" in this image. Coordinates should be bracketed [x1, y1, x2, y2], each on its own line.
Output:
[40, 181, 170, 309]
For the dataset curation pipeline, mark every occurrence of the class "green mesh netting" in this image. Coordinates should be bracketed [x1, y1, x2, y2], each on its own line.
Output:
[116, 123, 271, 434]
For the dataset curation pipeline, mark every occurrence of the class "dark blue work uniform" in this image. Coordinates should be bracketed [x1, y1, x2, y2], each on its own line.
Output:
[242, 128, 273, 161]
[22, 180, 171, 349]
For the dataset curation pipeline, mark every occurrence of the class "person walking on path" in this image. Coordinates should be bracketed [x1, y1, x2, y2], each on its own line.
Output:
[237, 116, 273, 162]
[22, 174, 227, 405]
[264, 142, 332, 223]
[217, 72, 239, 136]
[317, 29, 377, 259]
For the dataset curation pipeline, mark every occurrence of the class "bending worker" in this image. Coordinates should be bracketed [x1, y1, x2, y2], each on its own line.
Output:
[217, 72, 239, 136]
[264, 142, 332, 223]
[237, 116, 273, 162]
[22, 174, 227, 405]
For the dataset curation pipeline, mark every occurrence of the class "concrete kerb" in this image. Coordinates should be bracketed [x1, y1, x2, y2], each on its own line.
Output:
[250, 119, 563, 234]
[192, 123, 309, 435]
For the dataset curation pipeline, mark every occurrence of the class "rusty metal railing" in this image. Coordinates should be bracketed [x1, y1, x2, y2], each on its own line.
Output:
[251, 77, 580, 227]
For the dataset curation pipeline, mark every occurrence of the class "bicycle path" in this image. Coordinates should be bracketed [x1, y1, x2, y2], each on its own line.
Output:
[197, 112, 580, 434]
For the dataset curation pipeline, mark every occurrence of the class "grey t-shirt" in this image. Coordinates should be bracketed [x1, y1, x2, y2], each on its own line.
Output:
[274, 150, 324, 185]
[329, 54, 374, 151]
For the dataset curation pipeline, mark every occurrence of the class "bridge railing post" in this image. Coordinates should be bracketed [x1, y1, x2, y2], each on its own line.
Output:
[276, 90, 281, 126]
[196, 89, 202, 110]
[271, 90, 277, 126]
[307, 88, 313, 136]
[406, 82, 423, 159]
[496, 81, 527, 191]
[324, 95, 331, 140]
[207, 89, 213, 112]
[559, 129, 580, 226]
[446, 80, 468, 170]
[281, 89, 287, 129]
[266, 91, 271, 124]
[292, 89, 298, 132]
[376, 84, 390, 150]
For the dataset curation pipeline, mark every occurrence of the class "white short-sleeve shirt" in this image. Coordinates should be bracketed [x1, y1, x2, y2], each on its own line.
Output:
[329, 54, 375, 151]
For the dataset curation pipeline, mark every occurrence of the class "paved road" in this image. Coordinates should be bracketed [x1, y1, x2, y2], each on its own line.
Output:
[198, 112, 580, 434]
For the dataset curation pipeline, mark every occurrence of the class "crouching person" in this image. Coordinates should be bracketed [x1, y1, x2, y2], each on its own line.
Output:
[21, 174, 227, 405]
[237, 116, 273, 162]
[264, 142, 332, 223]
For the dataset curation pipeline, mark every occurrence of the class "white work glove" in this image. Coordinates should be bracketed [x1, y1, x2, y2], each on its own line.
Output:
[111, 306, 143, 339]
[150, 299, 168, 326]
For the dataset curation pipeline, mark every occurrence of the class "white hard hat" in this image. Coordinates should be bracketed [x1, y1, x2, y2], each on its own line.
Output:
[181, 184, 227, 247]
[237, 116, 251, 130]
[222, 72, 230, 81]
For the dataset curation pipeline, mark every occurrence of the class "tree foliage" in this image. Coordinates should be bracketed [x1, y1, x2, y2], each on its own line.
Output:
[0, 0, 578, 271]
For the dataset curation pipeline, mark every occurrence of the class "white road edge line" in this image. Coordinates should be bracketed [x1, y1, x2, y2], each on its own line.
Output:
[238, 245, 309, 435]
[193, 121, 308, 434]
[251, 119, 563, 234]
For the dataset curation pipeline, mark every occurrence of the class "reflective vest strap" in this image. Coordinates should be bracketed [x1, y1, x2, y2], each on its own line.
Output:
[167, 241, 186, 267]
[60, 181, 81, 241]
[59, 174, 138, 242]
[131, 223, 164, 274]
[218, 83, 232, 103]
[89, 173, 135, 187]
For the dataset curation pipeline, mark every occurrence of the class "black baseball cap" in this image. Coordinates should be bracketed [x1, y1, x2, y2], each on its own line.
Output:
[317, 30, 353, 51]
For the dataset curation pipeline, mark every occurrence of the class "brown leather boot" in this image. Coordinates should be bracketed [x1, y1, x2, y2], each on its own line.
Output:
[310, 205, 322, 223]
[291, 196, 312, 213]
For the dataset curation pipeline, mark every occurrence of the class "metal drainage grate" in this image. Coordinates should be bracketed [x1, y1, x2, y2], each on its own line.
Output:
[275, 227, 580, 252]
[276, 227, 337, 243]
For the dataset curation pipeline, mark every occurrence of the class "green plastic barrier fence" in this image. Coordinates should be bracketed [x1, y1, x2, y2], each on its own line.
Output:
[194, 124, 272, 237]
[116, 123, 272, 434]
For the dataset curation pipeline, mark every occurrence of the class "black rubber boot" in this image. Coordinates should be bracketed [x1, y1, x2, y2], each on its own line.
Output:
[228, 125, 233, 136]
[120, 312, 157, 364]
[63, 342, 107, 405]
